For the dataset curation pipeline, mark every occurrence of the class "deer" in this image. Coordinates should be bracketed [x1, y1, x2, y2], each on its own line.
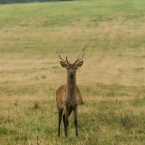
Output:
[56, 48, 85, 137]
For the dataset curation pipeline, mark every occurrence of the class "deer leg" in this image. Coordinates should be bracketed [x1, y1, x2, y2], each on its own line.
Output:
[63, 110, 68, 137]
[58, 109, 63, 136]
[63, 113, 68, 137]
[63, 113, 65, 135]
[73, 106, 78, 136]
[67, 109, 72, 127]
[63, 108, 72, 137]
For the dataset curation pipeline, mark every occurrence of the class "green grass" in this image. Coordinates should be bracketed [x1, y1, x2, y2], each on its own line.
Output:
[0, 0, 145, 144]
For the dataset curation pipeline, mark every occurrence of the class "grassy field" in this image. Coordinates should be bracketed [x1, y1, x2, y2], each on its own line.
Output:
[0, 0, 145, 144]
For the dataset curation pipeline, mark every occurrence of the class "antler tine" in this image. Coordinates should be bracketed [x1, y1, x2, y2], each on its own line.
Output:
[75, 47, 85, 64]
[56, 49, 67, 62]
[66, 56, 69, 63]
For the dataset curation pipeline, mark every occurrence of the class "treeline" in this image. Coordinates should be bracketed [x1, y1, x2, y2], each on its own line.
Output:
[0, 0, 73, 4]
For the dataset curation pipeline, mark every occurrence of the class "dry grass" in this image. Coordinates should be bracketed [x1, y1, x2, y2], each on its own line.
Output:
[0, 0, 145, 144]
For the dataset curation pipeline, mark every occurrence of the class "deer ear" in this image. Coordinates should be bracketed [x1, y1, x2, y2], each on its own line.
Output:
[76, 61, 83, 68]
[60, 61, 67, 68]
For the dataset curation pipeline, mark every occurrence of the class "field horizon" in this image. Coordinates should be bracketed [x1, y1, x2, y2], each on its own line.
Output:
[0, 0, 145, 144]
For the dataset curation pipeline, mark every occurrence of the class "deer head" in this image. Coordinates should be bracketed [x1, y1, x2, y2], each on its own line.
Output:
[56, 48, 85, 78]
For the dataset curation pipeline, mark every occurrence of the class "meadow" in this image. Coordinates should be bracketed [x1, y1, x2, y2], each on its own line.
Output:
[0, 0, 145, 144]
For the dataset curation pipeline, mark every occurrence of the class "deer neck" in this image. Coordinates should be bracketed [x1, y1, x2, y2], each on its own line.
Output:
[66, 76, 76, 95]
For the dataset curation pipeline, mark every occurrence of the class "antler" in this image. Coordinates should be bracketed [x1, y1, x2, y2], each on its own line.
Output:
[56, 49, 69, 63]
[75, 47, 85, 64]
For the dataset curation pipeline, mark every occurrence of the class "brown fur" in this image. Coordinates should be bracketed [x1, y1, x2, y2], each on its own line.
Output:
[56, 48, 84, 137]
[56, 84, 83, 110]
[56, 76, 83, 137]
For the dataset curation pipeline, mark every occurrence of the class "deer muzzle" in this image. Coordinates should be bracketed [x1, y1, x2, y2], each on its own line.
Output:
[69, 71, 75, 78]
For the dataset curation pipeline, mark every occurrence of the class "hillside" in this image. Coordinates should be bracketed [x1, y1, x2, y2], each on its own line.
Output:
[0, 0, 145, 144]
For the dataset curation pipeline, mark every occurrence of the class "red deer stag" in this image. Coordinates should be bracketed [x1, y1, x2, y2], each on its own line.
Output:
[56, 48, 85, 137]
